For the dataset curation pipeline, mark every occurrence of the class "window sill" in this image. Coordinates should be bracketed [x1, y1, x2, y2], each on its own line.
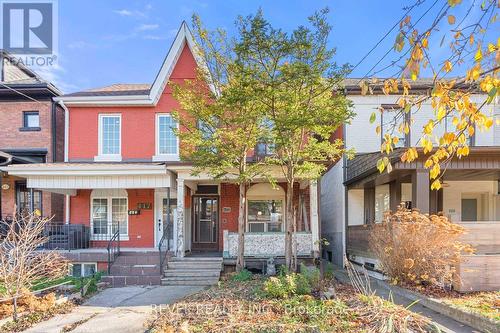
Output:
[152, 154, 180, 162]
[94, 155, 122, 162]
[19, 127, 41, 132]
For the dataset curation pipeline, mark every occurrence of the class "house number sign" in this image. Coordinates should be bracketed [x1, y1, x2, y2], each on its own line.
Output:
[128, 210, 140, 215]
[137, 203, 152, 209]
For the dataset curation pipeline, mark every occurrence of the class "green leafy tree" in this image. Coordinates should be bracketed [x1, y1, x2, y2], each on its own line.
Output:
[171, 16, 269, 271]
[236, 9, 354, 269]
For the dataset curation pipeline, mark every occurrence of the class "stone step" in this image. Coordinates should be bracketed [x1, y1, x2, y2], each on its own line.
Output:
[102, 275, 161, 287]
[161, 278, 219, 286]
[110, 264, 160, 276]
[166, 262, 222, 270]
[162, 275, 220, 282]
[114, 255, 160, 265]
[163, 270, 220, 277]
[170, 257, 223, 262]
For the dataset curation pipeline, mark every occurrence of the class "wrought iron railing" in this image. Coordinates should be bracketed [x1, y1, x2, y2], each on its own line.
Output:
[107, 224, 121, 274]
[41, 224, 91, 250]
[158, 222, 172, 273]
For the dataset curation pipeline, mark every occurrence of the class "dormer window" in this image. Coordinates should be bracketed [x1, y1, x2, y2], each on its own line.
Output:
[153, 113, 179, 161]
[95, 114, 121, 162]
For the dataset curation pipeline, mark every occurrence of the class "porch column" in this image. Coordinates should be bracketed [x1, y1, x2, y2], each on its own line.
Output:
[176, 177, 185, 257]
[389, 179, 402, 212]
[412, 169, 430, 214]
[309, 180, 320, 255]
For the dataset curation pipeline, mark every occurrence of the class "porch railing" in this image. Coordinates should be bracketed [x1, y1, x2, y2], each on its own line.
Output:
[41, 224, 91, 250]
[158, 222, 172, 273]
[107, 224, 121, 274]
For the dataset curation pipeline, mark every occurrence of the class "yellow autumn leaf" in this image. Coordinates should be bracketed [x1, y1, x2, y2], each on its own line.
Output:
[474, 48, 483, 62]
[431, 179, 442, 190]
[421, 38, 428, 48]
[443, 60, 453, 72]
[447, 15, 456, 24]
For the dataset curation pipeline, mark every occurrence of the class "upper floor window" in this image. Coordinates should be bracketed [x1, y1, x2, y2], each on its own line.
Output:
[380, 104, 409, 148]
[96, 114, 121, 161]
[154, 114, 178, 161]
[255, 117, 275, 159]
[20, 111, 40, 131]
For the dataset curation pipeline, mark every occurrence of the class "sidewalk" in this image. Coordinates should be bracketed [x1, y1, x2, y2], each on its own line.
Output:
[22, 285, 205, 333]
[333, 266, 478, 333]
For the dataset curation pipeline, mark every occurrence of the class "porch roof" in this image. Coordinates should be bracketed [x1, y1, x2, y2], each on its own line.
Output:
[345, 147, 500, 186]
[4, 162, 173, 194]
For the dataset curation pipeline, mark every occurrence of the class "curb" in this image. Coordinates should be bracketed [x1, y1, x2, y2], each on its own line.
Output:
[334, 267, 499, 333]
[370, 279, 499, 333]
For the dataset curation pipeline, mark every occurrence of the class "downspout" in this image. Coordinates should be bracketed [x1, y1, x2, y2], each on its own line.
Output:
[51, 100, 57, 162]
[58, 101, 70, 224]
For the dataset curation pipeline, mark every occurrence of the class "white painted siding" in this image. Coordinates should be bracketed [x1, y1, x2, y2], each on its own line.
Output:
[443, 181, 499, 221]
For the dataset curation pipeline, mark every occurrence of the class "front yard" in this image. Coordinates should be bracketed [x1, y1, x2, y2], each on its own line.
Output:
[148, 269, 438, 333]
[442, 291, 500, 323]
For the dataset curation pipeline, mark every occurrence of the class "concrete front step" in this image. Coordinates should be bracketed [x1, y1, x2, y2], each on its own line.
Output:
[164, 270, 220, 277]
[170, 257, 223, 262]
[102, 275, 161, 287]
[161, 278, 219, 286]
[110, 264, 160, 276]
[166, 262, 222, 270]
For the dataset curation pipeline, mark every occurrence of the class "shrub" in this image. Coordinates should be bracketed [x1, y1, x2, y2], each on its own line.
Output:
[370, 206, 474, 287]
[230, 269, 252, 282]
[300, 264, 321, 291]
[324, 262, 335, 280]
[263, 271, 313, 299]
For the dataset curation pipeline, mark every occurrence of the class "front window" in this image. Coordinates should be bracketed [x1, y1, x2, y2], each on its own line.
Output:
[157, 114, 178, 155]
[91, 197, 128, 238]
[98, 114, 121, 157]
[16, 182, 42, 216]
[70, 263, 97, 277]
[247, 200, 283, 232]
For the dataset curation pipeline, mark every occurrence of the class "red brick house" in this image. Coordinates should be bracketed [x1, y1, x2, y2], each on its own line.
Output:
[5, 23, 320, 286]
[0, 51, 65, 222]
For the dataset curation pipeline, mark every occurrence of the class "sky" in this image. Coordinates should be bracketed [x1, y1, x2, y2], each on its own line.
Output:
[34, 0, 488, 94]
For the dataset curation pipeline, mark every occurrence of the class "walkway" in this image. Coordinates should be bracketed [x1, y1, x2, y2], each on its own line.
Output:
[23, 285, 205, 333]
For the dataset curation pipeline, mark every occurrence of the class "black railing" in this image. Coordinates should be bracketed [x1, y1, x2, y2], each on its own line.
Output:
[158, 221, 172, 273]
[107, 225, 121, 275]
[41, 224, 91, 250]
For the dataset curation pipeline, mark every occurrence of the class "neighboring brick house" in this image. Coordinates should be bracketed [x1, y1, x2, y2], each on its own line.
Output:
[5, 23, 320, 285]
[0, 51, 65, 222]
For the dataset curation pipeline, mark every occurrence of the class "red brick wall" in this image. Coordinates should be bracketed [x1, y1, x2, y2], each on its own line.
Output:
[70, 189, 155, 248]
[68, 45, 197, 161]
[219, 183, 240, 250]
[0, 101, 53, 160]
[0, 100, 65, 220]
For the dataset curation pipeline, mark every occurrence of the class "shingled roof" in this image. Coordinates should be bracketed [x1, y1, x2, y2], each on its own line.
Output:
[63, 83, 151, 97]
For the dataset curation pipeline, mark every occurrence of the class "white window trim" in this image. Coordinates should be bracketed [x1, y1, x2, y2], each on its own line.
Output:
[95, 114, 122, 162]
[69, 262, 97, 277]
[153, 113, 179, 162]
[90, 196, 129, 241]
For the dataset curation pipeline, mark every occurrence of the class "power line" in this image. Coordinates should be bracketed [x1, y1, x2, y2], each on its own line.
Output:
[349, 3, 417, 73]
[354, 0, 441, 84]
[0, 81, 44, 104]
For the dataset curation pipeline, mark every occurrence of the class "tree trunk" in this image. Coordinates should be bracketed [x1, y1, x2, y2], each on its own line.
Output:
[236, 182, 246, 272]
[13, 296, 18, 321]
[285, 180, 294, 271]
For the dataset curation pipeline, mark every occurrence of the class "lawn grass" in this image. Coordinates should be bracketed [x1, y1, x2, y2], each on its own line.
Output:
[442, 291, 500, 323]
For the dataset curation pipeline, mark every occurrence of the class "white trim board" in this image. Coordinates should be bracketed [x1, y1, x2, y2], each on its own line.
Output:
[54, 22, 215, 106]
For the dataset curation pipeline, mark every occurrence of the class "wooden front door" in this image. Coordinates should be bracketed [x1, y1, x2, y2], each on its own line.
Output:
[192, 196, 219, 251]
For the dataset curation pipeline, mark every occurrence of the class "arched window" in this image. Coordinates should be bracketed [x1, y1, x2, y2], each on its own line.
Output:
[91, 189, 128, 238]
[246, 183, 285, 233]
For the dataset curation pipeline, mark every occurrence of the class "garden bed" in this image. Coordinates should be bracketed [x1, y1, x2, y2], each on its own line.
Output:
[148, 270, 438, 332]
